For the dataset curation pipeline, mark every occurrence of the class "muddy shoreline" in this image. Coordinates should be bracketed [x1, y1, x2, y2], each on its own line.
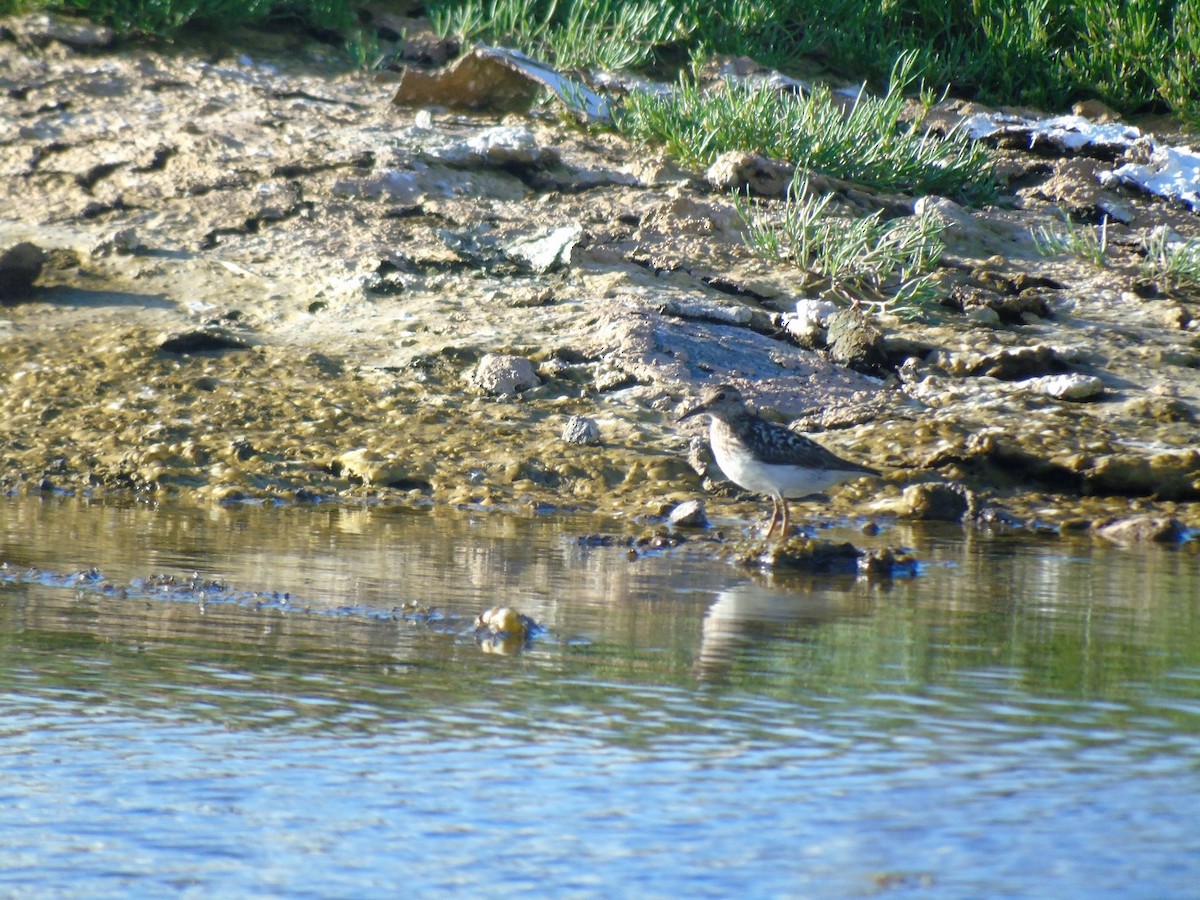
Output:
[2, 17, 1199, 537]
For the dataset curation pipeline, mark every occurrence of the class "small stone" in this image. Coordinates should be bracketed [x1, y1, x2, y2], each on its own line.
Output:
[1095, 516, 1185, 545]
[739, 537, 862, 572]
[964, 305, 1002, 326]
[1021, 373, 1104, 401]
[858, 547, 919, 577]
[475, 605, 539, 654]
[427, 125, 557, 169]
[334, 448, 408, 487]
[826, 307, 888, 375]
[158, 326, 252, 354]
[667, 499, 708, 528]
[896, 483, 976, 521]
[783, 297, 837, 347]
[505, 225, 582, 273]
[705, 150, 794, 196]
[561, 415, 601, 445]
[471, 353, 540, 396]
[475, 605, 532, 639]
[0, 242, 46, 302]
[92, 227, 143, 256]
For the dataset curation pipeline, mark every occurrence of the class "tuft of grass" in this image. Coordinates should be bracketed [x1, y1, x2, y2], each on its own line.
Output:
[1033, 217, 1200, 296]
[738, 174, 946, 317]
[614, 52, 995, 203]
[1032, 213, 1112, 268]
[1142, 229, 1200, 293]
[428, 0, 691, 70]
[344, 24, 405, 71]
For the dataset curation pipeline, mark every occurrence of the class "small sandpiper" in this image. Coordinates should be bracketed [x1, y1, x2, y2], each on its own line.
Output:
[680, 383, 878, 539]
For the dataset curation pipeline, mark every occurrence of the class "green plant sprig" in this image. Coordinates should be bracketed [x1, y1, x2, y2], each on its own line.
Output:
[613, 52, 995, 203]
[738, 174, 946, 317]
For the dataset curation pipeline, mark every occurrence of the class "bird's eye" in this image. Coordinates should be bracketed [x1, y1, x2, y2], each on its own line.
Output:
[716, 391, 726, 400]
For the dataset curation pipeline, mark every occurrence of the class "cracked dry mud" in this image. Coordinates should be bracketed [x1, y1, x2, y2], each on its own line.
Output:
[2, 18, 1199, 535]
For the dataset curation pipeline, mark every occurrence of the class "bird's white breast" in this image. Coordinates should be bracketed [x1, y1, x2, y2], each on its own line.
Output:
[710, 420, 855, 498]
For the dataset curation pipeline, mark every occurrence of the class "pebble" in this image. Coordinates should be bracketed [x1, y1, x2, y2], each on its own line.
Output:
[471, 353, 540, 396]
[561, 415, 601, 445]
[0, 242, 45, 301]
[1021, 373, 1104, 401]
[889, 483, 977, 522]
[667, 499, 708, 528]
[157, 326, 252, 354]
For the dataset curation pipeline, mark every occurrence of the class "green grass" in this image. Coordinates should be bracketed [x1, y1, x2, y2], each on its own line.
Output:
[1142, 229, 1200, 293]
[614, 52, 995, 202]
[425, 0, 1200, 121]
[428, 0, 690, 70]
[1, 0, 352, 36]
[6, 0, 1200, 120]
[739, 174, 946, 316]
[1032, 213, 1113, 268]
[1033, 215, 1200, 296]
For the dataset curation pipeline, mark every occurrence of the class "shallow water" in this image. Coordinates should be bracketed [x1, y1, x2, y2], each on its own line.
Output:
[1, 497, 1198, 898]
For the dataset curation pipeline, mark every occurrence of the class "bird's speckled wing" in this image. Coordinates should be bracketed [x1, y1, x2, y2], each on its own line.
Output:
[740, 416, 876, 473]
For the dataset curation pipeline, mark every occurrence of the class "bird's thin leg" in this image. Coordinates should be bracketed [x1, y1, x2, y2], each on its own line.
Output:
[766, 497, 781, 538]
[779, 497, 791, 540]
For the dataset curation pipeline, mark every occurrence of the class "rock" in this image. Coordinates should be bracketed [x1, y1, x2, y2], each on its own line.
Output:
[1122, 396, 1195, 423]
[737, 537, 862, 572]
[964, 305, 1002, 326]
[475, 605, 540, 654]
[333, 448, 427, 489]
[393, 46, 610, 121]
[424, 125, 558, 169]
[1084, 451, 1200, 500]
[858, 547, 920, 577]
[158, 327, 252, 354]
[471, 353, 540, 395]
[667, 499, 708, 528]
[705, 151, 794, 196]
[92, 227, 143, 256]
[1031, 157, 1116, 217]
[895, 483, 976, 521]
[561, 415, 601, 445]
[782, 297, 837, 347]
[946, 284, 1051, 324]
[394, 50, 541, 113]
[932, 344, 1070, 380]
[1095, 516, 1186, 545]
[825, 307, 888, 375]
[505, 225, 582, 273]
[913, 195, 1037, 256]
[0, 242, 46, 301]
[475, 605, 534, 639]
[1020, 373, 1104, 401]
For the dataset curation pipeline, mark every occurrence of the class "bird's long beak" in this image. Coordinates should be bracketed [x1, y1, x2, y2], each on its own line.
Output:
[677, 398, 706, 422]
